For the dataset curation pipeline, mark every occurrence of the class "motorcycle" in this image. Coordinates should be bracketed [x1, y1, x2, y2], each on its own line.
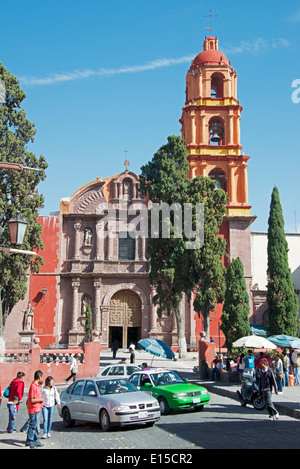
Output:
[236, 372, 266, 410]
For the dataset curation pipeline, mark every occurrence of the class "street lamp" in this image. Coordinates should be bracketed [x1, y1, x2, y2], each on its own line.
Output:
[7, 212, 28, 246]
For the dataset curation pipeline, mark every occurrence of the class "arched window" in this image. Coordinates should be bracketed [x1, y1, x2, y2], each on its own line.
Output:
[209, 169, 227, 192]
[211, 73, 224, 98]
[119, 232, 135, 260]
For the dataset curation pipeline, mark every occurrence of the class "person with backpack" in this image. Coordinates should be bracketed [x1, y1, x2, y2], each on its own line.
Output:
[5, 371, 25, 432]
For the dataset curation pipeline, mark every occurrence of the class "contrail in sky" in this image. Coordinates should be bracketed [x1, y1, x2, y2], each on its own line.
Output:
[19, 55, 195, 86]
[19, 37, 291, 87]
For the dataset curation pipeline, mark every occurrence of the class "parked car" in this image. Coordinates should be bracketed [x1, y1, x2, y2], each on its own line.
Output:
[59, 377, 160, 431]
[96, 364, 141, 379]
[127, 369, 210, 415]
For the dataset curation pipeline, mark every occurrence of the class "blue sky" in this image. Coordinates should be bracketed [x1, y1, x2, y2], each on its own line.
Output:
[1, 0, 300, 232]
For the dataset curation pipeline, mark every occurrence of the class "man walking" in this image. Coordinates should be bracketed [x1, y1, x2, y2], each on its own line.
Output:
[26, 370, 44, 449]
[258, 359, 279, 421]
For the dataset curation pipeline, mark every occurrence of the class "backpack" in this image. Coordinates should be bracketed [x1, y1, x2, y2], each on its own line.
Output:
[3, 383, 11, 398]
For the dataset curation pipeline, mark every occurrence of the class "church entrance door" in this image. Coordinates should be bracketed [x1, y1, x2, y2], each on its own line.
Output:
[109, 290, 141, 348]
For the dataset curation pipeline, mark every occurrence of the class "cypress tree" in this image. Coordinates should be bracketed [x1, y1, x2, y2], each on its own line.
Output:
[0, 63, 47, 337]
[267, 186, 298, 336]
[85, 302, 93, 342]
[221, 257, 250, 351]
[140, 135, 227, 357]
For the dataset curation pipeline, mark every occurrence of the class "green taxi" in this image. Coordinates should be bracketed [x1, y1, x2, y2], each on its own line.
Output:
[128, 369, 210, 415]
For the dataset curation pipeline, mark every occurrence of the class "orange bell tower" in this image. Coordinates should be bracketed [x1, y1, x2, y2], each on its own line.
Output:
[180, 36, 250, 214]
[180, 36, 256, 336]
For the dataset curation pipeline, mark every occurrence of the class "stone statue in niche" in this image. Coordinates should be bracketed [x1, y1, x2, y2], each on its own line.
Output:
[83, 227, 93, 245]
[81, 295, 91, 315]
[22, 302, 34, 331]
[123, 181, 132, 200]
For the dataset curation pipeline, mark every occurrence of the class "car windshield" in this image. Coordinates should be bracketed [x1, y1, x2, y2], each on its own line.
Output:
[96, 379, 137, 395]
[150, 371, 185, 386]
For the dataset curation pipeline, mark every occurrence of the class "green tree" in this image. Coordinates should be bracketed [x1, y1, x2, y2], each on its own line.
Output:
[266, 186, 298, 336]
[85, 302, 93, 342]
[221, 257, 250, 351]
[140, 136, 227, 358]
[190, 176, 227, 340]
[0, 63, 47, 336]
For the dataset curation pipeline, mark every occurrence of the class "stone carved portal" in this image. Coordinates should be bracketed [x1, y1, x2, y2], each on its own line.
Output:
[109, 290, 141, 349]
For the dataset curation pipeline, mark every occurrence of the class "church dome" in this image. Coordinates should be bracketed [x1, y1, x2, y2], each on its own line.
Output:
[192, 36, 229, 67]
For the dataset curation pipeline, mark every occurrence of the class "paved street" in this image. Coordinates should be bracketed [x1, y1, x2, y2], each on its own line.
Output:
[0, 389, 299, 451]
[1, 351, 299, 452]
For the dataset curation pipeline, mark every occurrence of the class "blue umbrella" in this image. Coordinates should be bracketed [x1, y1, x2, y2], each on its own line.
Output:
[267, 334, 300, 349]
[137, 338, 175, 362]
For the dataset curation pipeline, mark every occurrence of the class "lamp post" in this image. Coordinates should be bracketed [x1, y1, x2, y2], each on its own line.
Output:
[0, 211, 36, 256]
[7, 212, 28, 246]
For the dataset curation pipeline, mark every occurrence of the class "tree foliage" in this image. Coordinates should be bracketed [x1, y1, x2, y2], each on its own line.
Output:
[221, 257, 250, 350]
[266, 186, 298, 336]
[0, 63, 47, 329]
[140, 136, 227, 357]
[85, 302, 93, 342]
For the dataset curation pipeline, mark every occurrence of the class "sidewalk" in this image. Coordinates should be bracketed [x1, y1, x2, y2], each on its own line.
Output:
[106, 349, 300, 420]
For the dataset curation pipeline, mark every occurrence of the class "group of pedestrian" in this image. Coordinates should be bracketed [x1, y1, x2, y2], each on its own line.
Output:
[111, 340, 136, 364]
[235, 348, 300, 421]
[236, 348, 300, 390]
[2, 369, 61, 449]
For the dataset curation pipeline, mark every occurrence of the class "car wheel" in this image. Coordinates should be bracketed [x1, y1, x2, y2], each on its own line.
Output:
[62, 407, 75, 428]
[158, 397, 170, 415]
[100, 409, 111, 432]
[253, 395, 266, 411]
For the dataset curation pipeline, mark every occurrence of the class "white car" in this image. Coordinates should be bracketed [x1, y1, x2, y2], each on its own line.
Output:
[59, 377, 160, 431]
[96, 364, 141, 379]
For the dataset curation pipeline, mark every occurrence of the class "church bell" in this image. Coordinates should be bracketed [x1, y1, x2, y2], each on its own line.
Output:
[209, 120, 223, 143]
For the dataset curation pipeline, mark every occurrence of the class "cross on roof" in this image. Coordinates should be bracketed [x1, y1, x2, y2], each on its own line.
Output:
[203, 8, 218, 33]
[124, 159, 130, 171]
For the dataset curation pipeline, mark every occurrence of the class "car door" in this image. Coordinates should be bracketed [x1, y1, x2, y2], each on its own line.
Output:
[66, 380, 85, 419]
[108, 365, 125, 377]
[80, 380, 99, 422]
[128, 373, 140, 387]
[126, 365, 140, 377]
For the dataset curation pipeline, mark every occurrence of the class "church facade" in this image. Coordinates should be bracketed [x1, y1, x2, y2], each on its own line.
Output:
[5, 168, 196, 350]
[8, 36, 293, 351]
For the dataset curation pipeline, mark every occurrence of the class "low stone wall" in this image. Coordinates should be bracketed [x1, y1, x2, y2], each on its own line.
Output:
[0, 341, 101, 391]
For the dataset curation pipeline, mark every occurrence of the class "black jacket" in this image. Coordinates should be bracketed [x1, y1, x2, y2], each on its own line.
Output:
[259, 368, 278, 394]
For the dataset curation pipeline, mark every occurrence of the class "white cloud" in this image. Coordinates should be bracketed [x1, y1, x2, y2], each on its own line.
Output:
[289, 9, 300, 23]
[222, 37, 291, 56]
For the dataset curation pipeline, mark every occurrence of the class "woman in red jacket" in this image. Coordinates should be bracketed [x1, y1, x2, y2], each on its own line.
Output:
[6, 372, 25, 431]
[8, 372, 25, 409]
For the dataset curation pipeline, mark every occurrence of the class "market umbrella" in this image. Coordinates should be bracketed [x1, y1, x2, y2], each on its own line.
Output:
[232, 335, 277, 349]
[137, 338, 175, 365]
[267, 335, 300, 349]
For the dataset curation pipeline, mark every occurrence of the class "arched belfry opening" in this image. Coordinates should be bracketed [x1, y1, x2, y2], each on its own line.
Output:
[211, 72, 224, 98]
